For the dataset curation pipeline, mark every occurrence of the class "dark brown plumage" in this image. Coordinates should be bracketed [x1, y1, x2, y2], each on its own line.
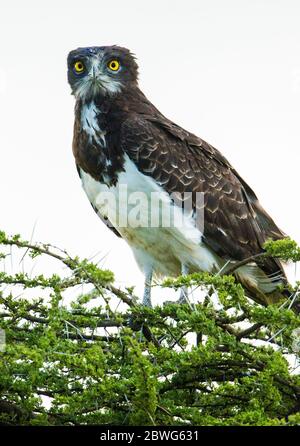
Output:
[68, 45, 289, 307]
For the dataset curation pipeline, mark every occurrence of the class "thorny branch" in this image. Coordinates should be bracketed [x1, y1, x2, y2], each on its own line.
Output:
[0, 232, 300, 425]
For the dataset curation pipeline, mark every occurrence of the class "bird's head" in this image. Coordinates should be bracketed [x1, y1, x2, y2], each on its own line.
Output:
[67, 45, 139, 101]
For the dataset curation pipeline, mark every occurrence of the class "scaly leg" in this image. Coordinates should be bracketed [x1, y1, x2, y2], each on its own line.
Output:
[128, 266, 153, 331]
[178, 263, 189, 303]
[142, 266, 153, 307]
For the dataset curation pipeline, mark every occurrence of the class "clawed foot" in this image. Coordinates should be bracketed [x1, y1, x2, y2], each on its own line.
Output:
[127, 314, 144, 331]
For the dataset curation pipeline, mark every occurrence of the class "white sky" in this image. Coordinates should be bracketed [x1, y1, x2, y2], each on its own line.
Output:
[0, 0, 300, 303]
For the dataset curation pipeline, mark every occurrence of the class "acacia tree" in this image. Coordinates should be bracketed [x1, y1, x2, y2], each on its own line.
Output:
[0, 230, 300, 426]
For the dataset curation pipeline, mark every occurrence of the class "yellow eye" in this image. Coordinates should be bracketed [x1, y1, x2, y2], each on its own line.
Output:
[74, 61, 85, 73]
[108, 59, 120, 71]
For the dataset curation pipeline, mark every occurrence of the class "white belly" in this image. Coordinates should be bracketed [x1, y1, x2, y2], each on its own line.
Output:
[80, 155, 220, 277]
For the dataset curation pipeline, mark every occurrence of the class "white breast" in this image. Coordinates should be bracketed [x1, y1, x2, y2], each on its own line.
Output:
[81, 102, 106, 147]
[80, 155, 220, 277]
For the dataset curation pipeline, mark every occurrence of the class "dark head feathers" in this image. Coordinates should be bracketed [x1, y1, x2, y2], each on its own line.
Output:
[67, 45, 139, 96]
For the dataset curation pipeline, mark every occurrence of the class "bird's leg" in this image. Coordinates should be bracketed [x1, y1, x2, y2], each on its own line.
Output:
[163, 264, 190, 306]
[128, 266, 153, 332]
[178, 263, 189, 303]
[142, 266, 153, 307]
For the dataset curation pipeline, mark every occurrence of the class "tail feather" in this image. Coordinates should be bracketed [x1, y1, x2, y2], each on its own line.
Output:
[234, 261, 288, 306]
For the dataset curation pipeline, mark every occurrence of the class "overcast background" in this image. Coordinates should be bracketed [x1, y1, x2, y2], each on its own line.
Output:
[1, 0, 299, 303]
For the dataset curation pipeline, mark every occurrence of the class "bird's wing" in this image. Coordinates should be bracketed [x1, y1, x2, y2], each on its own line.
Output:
[120, 115, 285, 268]
[76, 164, 122, 238]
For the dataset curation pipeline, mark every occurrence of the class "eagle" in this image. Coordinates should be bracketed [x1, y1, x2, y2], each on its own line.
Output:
[67, 45, 289, 308]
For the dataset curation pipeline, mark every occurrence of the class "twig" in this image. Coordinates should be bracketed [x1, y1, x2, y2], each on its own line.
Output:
[221, 252, 268, 276]
[236, 323, 263, 340]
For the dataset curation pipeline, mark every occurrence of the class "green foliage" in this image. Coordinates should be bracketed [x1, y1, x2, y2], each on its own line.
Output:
[0, 231, 299, 426]
[264, 237, 300, 262]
